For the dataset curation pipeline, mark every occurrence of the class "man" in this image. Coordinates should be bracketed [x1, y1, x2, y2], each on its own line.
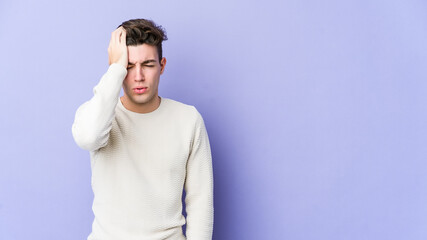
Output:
[71, 18, 214, 240]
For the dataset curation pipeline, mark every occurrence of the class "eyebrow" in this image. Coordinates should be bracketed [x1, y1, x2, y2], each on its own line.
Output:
[128, 59, 157, 65]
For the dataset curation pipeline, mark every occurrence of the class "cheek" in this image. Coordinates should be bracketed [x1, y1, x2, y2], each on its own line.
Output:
[148, 70, 161, 81]
[122, 77, 131, 89]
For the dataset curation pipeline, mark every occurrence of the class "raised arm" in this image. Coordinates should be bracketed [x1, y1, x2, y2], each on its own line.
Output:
[184, 109, 214, 240]
[71, 27, 128, 151]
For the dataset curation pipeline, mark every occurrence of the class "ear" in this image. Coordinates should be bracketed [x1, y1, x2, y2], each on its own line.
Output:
[160, 57, 167, 74]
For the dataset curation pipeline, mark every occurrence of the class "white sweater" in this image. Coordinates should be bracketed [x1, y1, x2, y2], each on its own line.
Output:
[71, 64, 214, 240]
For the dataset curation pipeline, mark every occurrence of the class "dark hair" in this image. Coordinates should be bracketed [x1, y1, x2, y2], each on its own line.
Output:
[118, 18, 168, 61]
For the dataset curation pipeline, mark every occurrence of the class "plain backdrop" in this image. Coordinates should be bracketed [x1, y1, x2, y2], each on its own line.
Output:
[1, 0, 426, 239]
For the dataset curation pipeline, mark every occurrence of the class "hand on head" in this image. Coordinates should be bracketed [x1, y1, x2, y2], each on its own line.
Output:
[108, 26, 128, 69]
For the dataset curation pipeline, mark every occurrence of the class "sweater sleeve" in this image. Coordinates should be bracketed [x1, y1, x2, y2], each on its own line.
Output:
[71, 63, 127, 151]
[184, 109, 214, 240]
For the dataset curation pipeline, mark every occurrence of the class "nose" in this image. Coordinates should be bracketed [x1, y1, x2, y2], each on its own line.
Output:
[134, 65, 144, 81]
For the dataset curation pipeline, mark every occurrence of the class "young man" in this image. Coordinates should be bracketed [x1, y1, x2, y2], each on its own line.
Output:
[72, 19, 214, 240]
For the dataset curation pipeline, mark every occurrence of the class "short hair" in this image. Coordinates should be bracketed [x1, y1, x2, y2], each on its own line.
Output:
[118, 18, 168, 61]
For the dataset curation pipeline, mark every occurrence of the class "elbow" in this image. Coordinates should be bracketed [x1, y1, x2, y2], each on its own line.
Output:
[71, 123, 105, 151]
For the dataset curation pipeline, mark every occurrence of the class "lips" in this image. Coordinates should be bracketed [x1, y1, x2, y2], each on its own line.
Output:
[133, 87, 148, 94]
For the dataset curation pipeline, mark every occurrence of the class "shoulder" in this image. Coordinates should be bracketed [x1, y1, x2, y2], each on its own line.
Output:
[162, 98, 202, 120]
[162, 98, 207, 132]
[162, 98, 209, 140]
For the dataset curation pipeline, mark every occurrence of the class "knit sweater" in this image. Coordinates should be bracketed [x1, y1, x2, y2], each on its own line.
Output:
[71, 63, 214, 240]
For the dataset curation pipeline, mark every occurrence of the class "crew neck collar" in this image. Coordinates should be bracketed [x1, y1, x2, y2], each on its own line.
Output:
[118, 96, 165, 116]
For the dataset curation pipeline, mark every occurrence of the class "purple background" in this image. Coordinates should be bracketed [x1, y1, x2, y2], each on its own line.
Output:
[1, 0, 427, 239]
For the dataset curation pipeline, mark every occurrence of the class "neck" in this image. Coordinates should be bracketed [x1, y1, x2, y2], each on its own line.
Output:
[120, 95, 161, 114]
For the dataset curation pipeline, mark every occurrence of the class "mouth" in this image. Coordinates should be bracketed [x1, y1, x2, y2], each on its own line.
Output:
[133, 87, 148, 94]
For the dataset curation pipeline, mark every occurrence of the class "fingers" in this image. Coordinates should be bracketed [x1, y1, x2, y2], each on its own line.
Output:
[120, 28, 126, 46]
[110, 27, 125, 47]
[116, 27, 126, 45]
[112, 27, 119, 46]
[108, 27, 128, 68]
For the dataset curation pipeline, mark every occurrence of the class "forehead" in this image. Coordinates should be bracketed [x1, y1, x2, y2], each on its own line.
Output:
[127, 44, 159, 62]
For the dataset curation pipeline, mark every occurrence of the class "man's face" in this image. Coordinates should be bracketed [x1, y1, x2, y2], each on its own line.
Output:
[122, 44, 166, 112]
